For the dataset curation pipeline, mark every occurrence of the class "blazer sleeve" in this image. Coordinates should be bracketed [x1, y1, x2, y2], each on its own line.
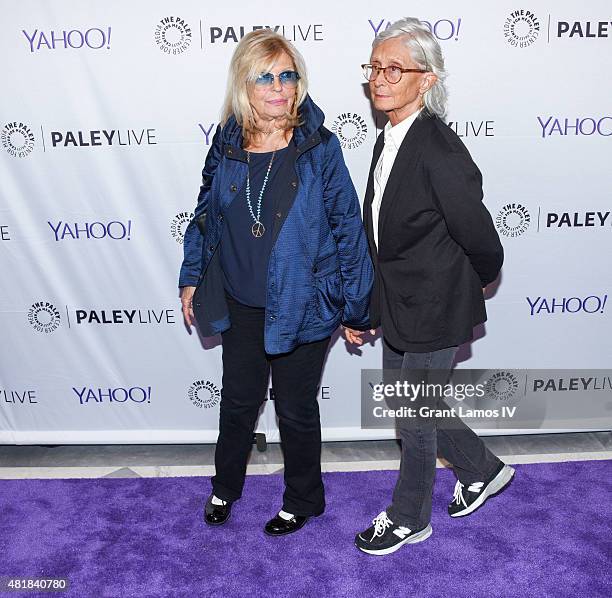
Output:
[178, 125, 223, 288]
[321, 133, 374, 329]
[428, 149, 503, 287]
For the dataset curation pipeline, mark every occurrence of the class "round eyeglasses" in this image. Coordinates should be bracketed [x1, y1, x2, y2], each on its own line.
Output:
[361, 63, 428, 84]
[254, 70, 300, 88]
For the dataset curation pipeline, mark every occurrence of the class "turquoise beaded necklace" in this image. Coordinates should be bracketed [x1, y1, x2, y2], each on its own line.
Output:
[245, 150, 276, 238]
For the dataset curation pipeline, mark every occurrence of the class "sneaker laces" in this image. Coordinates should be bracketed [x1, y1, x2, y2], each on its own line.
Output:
[453, 480, 484, 507]
[371, 511, 393, 538]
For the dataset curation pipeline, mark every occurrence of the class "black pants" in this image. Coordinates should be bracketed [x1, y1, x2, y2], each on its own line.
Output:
[212, 295, 330, 517]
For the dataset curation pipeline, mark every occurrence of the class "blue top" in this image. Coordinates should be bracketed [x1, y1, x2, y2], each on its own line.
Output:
[220, 145, 292, 307]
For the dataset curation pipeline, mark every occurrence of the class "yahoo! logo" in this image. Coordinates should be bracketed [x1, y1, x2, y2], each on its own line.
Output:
[198, 123, 216, 145]
[538, 116, 612, 138]
[48, 220, 133, 241]
[368, 19, 462, 41]
[73, 386, 152, 405]
[23, 27, 112, 52]
[527, 295, 608, 316]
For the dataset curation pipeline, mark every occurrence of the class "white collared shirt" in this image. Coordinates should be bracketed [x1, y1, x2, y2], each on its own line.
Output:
[372, 109, 422, 248]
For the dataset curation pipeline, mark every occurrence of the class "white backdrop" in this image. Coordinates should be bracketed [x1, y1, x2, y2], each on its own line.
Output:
[1, 1, 610, 444]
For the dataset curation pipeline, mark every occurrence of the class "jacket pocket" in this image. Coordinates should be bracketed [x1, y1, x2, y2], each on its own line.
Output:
[391, 293, 445, 343]
[312, 254, 344, 321]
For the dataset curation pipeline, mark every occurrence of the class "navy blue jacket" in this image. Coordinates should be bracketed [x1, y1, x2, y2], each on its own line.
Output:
[179, 95, 373, 354]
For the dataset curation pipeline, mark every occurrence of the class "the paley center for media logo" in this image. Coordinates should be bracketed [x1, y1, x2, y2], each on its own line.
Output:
[155, 16, 192, 54]
[504, 10, 540, 47]
[1, 122, 35, 158]
[28, 302, 61, 333]
[495, 203, 531, 237]
[331, 113, 368, 150]
[170, 212, 194, 244]
[188, 380, 221, 408]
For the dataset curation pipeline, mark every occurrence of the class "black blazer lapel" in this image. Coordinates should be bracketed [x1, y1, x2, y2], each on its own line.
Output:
[363, 131, 385, 252]
[377, 114, 432, 242]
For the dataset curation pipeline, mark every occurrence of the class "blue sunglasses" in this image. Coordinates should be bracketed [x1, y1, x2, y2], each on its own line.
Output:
[254, 70, 300, 87]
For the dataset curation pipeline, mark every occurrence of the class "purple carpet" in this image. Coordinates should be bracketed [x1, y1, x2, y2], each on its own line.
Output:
[0, 460, 611, 598]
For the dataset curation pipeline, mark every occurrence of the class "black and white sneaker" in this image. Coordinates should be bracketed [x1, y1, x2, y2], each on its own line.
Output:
[448, 462, 515, 518]
[355, 511, 432, 556]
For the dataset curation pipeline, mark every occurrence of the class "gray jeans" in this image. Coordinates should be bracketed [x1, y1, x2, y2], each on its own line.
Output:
[383, 339, 502, 529]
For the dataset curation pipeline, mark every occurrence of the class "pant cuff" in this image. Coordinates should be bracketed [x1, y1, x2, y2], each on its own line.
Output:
[386, 505, 424, 530]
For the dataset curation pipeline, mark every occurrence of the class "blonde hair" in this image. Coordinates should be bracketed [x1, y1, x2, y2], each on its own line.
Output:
[220, 29, 308, 145]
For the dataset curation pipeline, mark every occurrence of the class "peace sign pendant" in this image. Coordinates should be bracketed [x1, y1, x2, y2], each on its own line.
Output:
[251, 221, 265, 238]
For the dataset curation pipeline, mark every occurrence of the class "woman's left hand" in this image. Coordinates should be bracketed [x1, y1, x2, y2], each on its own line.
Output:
[343, 326, 365, 345]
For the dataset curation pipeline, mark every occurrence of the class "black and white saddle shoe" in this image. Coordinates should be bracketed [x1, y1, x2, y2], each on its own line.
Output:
[355, 511, 432, 556]
[204, 493, 232, 526]
[264, 510, 313, 536]
[448, 462, 515, 518]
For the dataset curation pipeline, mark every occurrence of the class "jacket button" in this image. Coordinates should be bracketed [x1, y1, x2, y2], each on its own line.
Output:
[218, 214, 223, 221]
[269, 315, 276, 321]
[208, 245, 214, 252]
[230, 184, 237, 192]
[312, 266, 318, 273]
[291, 181, 297, 188]
[227, 148, 233, 155]
[275, 212, 282, 218]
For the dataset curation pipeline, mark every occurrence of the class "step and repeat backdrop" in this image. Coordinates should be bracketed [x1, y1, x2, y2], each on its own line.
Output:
[1, 1, 611, 443]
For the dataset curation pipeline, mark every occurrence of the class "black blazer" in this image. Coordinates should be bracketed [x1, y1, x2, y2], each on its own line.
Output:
[363, 112, 503, 353]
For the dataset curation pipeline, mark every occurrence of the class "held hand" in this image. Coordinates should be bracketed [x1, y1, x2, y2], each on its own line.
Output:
[180, 286, 196, 328]
[343, 326, 365, 345]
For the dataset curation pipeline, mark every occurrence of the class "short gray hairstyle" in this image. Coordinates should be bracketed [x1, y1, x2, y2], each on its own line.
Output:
[373, 17, 448, 119]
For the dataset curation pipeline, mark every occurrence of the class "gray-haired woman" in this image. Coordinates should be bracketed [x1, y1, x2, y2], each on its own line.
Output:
[352, 17, 514, 555]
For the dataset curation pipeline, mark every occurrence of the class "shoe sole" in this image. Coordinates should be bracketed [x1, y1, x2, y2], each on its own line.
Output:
[356, 523, 433, 556]
[450, 465, 515, 518]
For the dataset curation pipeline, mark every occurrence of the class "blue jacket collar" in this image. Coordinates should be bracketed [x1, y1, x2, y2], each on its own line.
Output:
[221, 94, 324, 161]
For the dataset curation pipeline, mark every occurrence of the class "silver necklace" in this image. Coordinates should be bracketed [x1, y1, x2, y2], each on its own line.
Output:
[245, 150, 276, 237]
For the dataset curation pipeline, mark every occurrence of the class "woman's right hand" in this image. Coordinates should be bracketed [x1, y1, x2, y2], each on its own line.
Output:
[180, 286, 197, 327]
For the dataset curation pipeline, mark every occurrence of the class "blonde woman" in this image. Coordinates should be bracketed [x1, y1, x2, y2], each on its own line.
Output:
[179, 30, 373, 536]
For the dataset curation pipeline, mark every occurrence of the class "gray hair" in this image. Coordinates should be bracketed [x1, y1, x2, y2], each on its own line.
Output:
[373, 17, 448, 119]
